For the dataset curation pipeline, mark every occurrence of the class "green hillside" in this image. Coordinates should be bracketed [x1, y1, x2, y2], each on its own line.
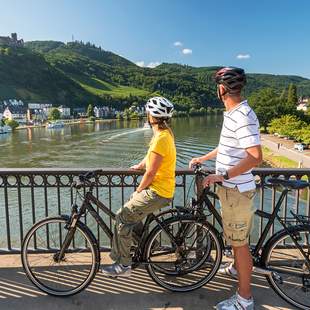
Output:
[0, 40, 309, 110]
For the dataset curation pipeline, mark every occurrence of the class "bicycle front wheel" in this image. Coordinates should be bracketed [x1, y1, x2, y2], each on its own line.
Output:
[21, 216, 100, 296]
[263, 225, 310, 310]
[144, 216, 223, 292]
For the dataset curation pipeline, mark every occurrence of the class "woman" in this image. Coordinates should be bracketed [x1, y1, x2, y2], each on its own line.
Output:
[102, 96, 176, 277]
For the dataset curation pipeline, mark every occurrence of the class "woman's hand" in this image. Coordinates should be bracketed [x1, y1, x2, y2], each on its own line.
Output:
[189, 157, 203, 168]
[130, 163, 143, 170]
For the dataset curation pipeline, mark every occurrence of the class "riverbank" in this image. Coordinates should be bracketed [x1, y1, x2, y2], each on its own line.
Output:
[15, 118, 117, 131]
[261, 134, 310, 168]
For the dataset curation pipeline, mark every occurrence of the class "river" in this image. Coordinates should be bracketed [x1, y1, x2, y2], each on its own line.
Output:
[0, 116, 308, 248]
[0, 116, 221, 168]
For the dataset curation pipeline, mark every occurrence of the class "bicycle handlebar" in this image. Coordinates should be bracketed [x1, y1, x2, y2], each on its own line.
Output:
[192, 163, 213, 177]
[71, 170, 103, 189]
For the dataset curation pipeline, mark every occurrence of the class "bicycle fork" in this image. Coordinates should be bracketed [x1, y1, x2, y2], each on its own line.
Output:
[54, 207, 79, 263]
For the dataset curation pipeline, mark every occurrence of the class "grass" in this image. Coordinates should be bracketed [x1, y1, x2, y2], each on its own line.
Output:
[73, 76, 150, 98]
[262, 146, 299, 168]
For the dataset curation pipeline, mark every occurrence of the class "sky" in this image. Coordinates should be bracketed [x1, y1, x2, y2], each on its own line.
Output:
[0, 0, 310, 78]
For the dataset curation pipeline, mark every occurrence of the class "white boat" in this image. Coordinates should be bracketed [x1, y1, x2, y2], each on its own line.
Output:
[47, 121, 65, 129]
[0, 125, 12, 134]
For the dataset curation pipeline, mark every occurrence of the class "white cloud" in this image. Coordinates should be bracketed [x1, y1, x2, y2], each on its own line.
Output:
[182, 48, 192, 55]
[174, 41, 183, 47]
[135, 61, 145, 67]
[147, 61, 161, 68]
[236, 53, 251, 59]
[135, 61, 161, 68]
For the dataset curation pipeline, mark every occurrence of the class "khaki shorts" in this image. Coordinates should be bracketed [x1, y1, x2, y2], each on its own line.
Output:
[216, 186, 256, 247]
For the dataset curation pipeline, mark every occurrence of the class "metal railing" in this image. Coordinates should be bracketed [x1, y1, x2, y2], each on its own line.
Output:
[0, 168, 309, 254]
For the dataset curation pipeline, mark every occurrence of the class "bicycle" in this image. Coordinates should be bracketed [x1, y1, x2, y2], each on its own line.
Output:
[21, 170, 223, 296]
[188, 163, 310, 310]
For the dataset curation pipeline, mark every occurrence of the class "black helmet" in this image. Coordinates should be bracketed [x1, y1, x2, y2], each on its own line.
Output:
[215, 67, 246, 93]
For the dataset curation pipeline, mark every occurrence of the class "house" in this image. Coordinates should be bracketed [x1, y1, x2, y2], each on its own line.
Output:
[73, 107, 87, 118]
[297, 103, 308, 112]
[3, 106, 27, 124]
[297, 97, 309, 112]
[27, 103, 53, 121]
[94, 106, 118, 118]
[57, 105, 71, 118]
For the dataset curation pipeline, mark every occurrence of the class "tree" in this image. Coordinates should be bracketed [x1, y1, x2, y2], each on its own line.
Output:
[248, 88, 282, 132]
[268, 114, 305, 137]
[287, 84, 298, 109]
[87, 104, 94, 118]
[48, 108, 61, 120]
[4, 119, 19, 130]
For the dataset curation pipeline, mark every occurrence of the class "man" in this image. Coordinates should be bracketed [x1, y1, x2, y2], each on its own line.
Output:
[189, 67, 262, 310]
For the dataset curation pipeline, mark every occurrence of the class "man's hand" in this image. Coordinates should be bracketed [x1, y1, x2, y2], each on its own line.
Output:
[203, 174, 224, 187]
[189, 157, 203, 168]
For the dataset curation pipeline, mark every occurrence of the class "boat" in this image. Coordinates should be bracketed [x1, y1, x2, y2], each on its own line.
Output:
[0, 125, 12, 134]
[46, 121, 65, 129]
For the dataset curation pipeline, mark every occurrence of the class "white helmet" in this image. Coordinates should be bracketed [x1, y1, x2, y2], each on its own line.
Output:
[145, 97, 174, 118]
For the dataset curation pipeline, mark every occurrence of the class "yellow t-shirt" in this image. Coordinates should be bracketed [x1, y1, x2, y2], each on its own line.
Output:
[146, 130, 176, 198]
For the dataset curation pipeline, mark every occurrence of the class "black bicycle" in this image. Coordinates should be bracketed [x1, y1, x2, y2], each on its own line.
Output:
[188, 164, 310, 310]
[21, 170, 223, 296]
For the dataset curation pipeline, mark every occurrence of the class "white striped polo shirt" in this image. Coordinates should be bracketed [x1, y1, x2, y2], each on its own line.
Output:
[216, 100, 260, 192]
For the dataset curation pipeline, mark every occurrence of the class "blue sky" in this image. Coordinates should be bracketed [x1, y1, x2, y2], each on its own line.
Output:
[1, 0, 310, 78]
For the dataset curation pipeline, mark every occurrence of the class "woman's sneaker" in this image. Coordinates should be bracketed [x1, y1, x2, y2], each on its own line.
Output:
[215, 293, 254, 310]
[217, 262, 238, 279]
[101, 263, 132, 277]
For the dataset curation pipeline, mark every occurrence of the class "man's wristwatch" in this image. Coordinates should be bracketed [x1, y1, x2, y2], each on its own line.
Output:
[217, 168, 229, 180]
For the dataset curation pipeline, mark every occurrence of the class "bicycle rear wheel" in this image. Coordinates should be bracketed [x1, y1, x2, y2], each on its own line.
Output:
[263, 225, 310, 310]
[144, 216, 222, 292]
[21, 216, 100, 296]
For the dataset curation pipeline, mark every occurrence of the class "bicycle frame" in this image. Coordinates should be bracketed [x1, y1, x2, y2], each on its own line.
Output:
[61, 187, 181, 265]
[199, 186, 310, 268]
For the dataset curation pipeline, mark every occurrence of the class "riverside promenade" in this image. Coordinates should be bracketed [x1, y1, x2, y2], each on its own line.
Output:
[0, 254, 293, 310]
[261, 134, 310, 168]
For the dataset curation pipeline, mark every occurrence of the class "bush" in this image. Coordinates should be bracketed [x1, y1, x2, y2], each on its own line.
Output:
[48, 108, 61, 120]
[4, 119, 19, 130]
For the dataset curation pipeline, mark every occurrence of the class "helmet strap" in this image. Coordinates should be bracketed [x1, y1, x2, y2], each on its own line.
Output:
[217, 85, 227, 103]
[147, 114, 159, 127]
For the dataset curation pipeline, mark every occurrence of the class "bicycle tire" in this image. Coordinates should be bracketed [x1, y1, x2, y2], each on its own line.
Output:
[21, 216, 100, 297]
[262, 225, 310, 310]
[144, 215, 223, 292]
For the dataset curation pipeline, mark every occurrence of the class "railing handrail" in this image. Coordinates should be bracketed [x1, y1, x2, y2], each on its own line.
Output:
[0, 167, 310, 175]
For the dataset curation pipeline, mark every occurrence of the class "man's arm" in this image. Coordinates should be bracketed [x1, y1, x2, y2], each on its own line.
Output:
[203, 145, 262, 186]
[227, 145, 262, 179]
[189, 147, 218, 168]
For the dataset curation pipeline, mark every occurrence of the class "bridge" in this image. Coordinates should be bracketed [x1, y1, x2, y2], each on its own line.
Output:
[0, 167, 309, 309]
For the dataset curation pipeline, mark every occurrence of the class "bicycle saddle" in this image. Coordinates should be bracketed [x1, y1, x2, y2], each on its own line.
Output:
[267, 178, 309, 190]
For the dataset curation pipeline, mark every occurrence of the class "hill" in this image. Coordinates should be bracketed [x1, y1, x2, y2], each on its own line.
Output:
[0, 40, 309, 109]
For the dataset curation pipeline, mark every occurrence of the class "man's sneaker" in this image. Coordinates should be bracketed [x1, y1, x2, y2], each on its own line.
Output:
[215, 294, 254, 310]
[101, 263, 131, 277]
[218, 262, 238, 279]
